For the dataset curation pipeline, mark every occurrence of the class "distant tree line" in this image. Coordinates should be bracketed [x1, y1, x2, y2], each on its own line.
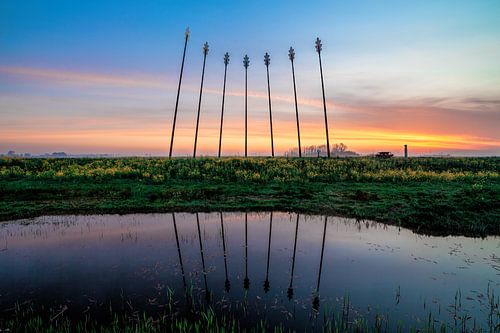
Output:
[284, 143, 359, 157]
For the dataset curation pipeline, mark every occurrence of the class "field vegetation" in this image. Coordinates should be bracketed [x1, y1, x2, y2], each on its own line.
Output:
[0, 157, 498, 236]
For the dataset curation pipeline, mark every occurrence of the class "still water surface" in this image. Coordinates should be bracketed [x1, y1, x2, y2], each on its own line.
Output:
[0, 213, 498, 330]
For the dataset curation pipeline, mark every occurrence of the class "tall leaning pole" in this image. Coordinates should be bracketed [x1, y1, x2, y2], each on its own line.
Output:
[193, 42, 209, 158]
[169, 27, 190, 159]
[218, 52, 230, 158]
[315, 37, 331, 158]
[288, 47, 302, 158]
[264, 52, 274, 157]
[243, 55, 250, 157]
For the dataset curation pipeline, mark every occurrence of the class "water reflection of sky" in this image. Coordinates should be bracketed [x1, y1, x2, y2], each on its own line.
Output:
[0, 213, 498, 330]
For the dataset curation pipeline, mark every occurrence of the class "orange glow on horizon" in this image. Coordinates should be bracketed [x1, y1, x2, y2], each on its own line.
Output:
[2, 124, 498, 156]
[1, 66, 499, 156]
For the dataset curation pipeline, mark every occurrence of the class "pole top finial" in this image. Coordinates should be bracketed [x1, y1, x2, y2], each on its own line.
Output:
[203, 42, 209, 55]
[288, 47, 295, 61]
[243, 54, 250, 68]
[315, 37, 322, 53]
[264, 52, 270, 66]
[224, 52, 230, 65]
[185, 27, 190, 39]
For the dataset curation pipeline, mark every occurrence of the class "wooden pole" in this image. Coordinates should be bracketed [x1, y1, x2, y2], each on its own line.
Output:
[169, 28, 190, 158]
[289, 47, 302, 157]
[264, 53, 274, 157]
[315, 38, 331, 158]
[193, 42, 209, 158]
[218, 53, 230, 158]
[243, 55, 250, 157]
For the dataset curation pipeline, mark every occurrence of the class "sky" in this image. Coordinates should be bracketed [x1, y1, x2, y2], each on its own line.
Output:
[1, 0, 499, 156]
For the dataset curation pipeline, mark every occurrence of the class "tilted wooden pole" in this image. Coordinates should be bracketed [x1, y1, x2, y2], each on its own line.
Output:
[315, 37, 331, 158]
[264, 52, 274, 157]
[193, 42, 209, 158]
[218, 52, 230, 158]
[288, 47, 302, 158]
[169, 28, 190, 158]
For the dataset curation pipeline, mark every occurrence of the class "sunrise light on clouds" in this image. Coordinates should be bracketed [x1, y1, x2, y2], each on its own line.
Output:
[1, 0, 499, 156]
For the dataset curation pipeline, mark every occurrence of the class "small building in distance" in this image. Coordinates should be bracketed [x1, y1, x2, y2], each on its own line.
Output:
[375, 152, 394, 158]
[51, 152, 68, 157]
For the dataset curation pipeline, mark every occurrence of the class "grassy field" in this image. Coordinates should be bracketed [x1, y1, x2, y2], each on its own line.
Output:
[0, 157, 498, 236]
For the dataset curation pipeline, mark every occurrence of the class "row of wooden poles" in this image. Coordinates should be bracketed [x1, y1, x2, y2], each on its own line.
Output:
[169, 27, 331, 159]
[172, 212, 328, 311]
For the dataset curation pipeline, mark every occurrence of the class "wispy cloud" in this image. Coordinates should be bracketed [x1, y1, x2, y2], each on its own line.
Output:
[0, 66, 336, 110]
[1, 66, 499, 156]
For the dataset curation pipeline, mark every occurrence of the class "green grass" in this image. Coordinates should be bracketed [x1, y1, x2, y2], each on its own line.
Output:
[0, 157, 498, 236]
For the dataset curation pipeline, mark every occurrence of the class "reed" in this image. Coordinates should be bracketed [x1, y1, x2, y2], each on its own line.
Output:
[1, 287, 497, 333]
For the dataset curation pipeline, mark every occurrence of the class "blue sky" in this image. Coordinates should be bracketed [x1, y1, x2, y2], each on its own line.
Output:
[1, 0, 499, 155]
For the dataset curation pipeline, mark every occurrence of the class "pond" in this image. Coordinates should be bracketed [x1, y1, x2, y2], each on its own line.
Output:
[0, 213, 498, 331]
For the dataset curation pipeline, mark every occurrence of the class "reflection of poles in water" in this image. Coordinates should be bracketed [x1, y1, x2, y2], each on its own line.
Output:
[244, 212, 250, 290]
[220, 212, 230, 292]
[288, 214, 300, 300]
[313, 216, 328, 311]
[263, 212, 273, 293]
[195, 213, 210, 302]
[172, 213, 186, 289]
